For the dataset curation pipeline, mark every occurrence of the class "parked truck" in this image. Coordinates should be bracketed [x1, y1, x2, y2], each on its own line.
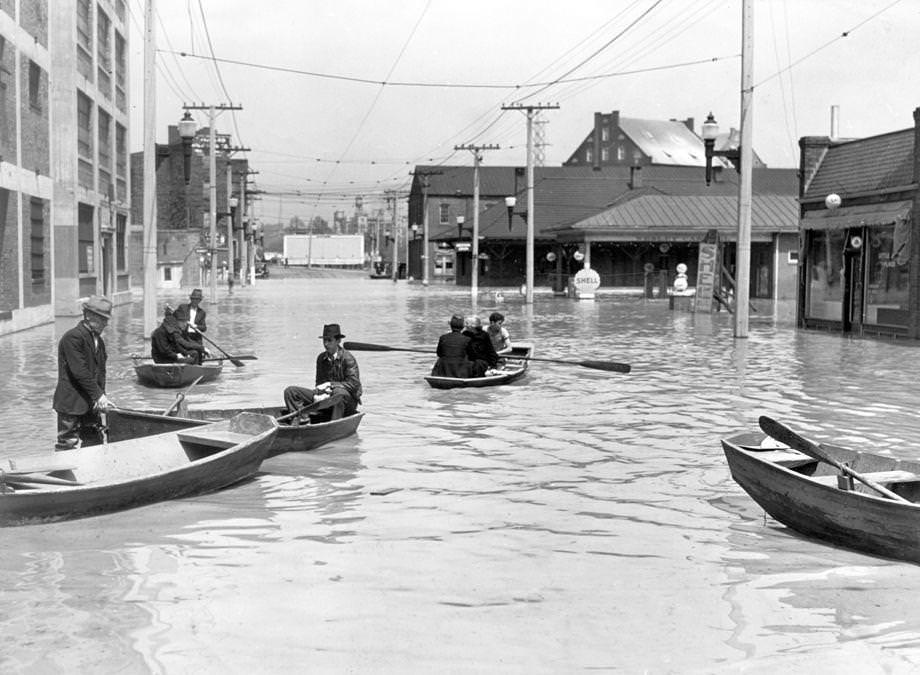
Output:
[282, 234, 365, 267]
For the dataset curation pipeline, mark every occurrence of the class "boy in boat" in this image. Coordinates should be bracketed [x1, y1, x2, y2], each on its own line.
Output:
[283, 323, 362, 423]
[487, 311, 511, 353]
[52, 295, 116, 450]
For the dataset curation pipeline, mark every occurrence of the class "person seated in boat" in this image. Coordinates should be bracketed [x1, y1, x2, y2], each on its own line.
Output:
[430, 314, 472, 378]
[176, 288, 208, 353]
[151, 306, 205, 365]
[463, 315, 500, 377]
[283, 323, 362, 424]
[487, 311, 511, 354]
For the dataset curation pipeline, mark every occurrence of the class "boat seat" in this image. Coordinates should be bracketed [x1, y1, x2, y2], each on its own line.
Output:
[756, 450, 817, 469]
[813, 469, 920, 487]
[177, 428, 251, 450]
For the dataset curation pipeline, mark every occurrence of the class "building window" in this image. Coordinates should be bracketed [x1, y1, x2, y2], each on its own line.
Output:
[617, 145, 626, 161]
[77, 0, 92, 53]
[78, 204, 95, 274]
[77, 91, 93, 158]
[164, 267, 172, 282]
[805, 229, 845, 322]
[439, 203, 449, 225]
[97, 7, 112, 98]
[28, 61, 41, 112]
[585, 148, 593, 163]
[601, 147, 609, 162]
[601, 127, 609, 142]
[98, 109, 112, 193]
[30, 198, 45, 287]
[114, 32, 126, 111]
[116, 213, 126, 271]
[864, 222, 910, 326]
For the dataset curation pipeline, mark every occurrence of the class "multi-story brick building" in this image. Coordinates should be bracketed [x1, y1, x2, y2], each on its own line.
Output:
[52, 0, 132, 317]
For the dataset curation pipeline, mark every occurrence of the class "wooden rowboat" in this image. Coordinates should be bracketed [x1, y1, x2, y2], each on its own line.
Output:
[722, 429, 920, 563]
[133, 358, 223, 388]
[106, 406, 363, 458]
[0, 412, 278, 526]
[424, 344, 533, 389]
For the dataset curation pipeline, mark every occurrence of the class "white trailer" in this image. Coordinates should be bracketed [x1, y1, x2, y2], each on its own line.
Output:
[282, 234, 365, 267]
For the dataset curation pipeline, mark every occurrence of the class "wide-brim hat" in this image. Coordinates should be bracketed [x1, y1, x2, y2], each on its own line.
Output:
[173, 305, 190, 321]
[190, 288, 204, 299]
[319, 323, 345, 339]
[83, 295, 113, 319]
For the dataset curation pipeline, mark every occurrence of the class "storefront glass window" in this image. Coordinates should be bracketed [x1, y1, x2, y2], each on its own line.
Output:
[805, 229, 845, 321]
[865, 222, 910, 326]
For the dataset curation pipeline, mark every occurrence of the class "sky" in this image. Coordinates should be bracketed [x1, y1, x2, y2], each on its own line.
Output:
[127, 0, 920, 226]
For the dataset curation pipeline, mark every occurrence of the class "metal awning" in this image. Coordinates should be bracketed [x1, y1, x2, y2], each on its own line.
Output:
[801, 200, 912, 230]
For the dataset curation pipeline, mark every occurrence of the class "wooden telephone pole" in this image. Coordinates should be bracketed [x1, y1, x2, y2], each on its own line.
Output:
[455, 144, 499, 301]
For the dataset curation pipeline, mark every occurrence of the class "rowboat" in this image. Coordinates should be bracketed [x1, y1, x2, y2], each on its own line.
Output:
[0, 412, 278, 526]
[722, 428, 920, 563]
[424, 343, 533, 389]
[133, 358, 223, 388]
[106, 406, 363, 458]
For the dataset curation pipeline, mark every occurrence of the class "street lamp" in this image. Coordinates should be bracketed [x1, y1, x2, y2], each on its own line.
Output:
[178, 111, 196, 184]
[504, 196, 528, 230]
[456, 215, 466, 239]
[410, 223, 419, 240]
[701, 112, 740, 186]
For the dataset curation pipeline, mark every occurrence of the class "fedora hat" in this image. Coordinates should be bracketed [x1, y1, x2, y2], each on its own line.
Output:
[319, 323, 345, 340]
[83, 295, 113, 319]
[189, 288, 204, 299]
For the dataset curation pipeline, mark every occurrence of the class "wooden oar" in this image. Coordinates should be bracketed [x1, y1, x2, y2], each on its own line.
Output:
[0, 472, 82, 486]
[343, 341, 631, 374]
[162, 375, 204, 416]
[189, 328, 247, 367]
[202, 354, 257, 362]
[758, 415, 910, 503]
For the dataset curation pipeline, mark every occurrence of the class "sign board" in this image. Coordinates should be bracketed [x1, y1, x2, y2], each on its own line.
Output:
[695, 230, 720, 313]
[572, 265, 601, 300]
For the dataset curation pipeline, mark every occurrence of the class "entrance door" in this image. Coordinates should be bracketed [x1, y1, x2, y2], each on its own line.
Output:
[842, 228, 865, 332]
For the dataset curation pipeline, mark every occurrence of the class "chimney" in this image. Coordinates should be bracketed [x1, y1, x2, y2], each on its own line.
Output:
[593, 112, 604, 170]
[830, 105, 840, 141]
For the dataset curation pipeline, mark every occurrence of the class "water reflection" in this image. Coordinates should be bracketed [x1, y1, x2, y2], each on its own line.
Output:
[5, 278, 920, 669]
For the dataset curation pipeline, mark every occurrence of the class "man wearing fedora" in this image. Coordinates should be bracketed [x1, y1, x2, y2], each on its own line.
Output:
[177, 288, 209, 355]
[52, 295, 116, 450]
[283, 323, 362, 423]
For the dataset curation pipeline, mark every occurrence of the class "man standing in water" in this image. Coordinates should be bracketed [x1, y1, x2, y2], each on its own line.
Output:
[52, 295, 116, 450]
[283, 323, 362, 423]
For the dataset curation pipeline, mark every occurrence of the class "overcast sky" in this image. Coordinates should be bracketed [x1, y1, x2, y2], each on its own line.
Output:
[128, 0, 919, 224]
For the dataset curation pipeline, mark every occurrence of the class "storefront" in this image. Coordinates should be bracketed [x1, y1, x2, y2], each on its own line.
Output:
[800, 201, 912, 335]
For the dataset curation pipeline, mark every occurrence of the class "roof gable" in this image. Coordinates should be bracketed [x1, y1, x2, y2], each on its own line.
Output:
[805, 129, 914, 198]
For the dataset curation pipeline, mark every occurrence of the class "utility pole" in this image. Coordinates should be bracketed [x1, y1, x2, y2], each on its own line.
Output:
[735, 0, 754, 338]
[410, 169, 442, 286]
[384, 190, 405, 281]
[455, 144, 499, 302]
[142, 0, 157, 335]
[183, 103, 243, 303]
[501, 103, 559, 304]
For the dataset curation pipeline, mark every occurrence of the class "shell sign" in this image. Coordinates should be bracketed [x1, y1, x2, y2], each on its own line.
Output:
[573, 264, 601, 300]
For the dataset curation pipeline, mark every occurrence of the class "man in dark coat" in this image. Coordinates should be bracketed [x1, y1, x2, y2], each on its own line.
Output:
[283, 323, 363, 422]
[151, 306, 205, 364]
[52, 295, 115, 450]
[176, 288, 208, 352]
[430, 314, 472, 378]
[464, 315, 500, 377]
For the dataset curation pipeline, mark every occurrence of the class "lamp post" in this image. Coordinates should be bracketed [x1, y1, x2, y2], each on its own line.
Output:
[701, 0, 753, 338]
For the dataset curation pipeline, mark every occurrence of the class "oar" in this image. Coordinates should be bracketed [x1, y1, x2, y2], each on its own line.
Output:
[758, 415, 910, 503]
[189, 327, 247, 367]
[276, 399, 327, 423]
[202, 354, 257, 363]
[162, 375, 204, 416]
[0, 471, 82, 487]
[342, 341, 631, 374]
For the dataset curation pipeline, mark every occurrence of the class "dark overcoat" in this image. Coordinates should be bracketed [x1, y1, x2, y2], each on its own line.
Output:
[431, 331, 472, 378]
[52, 321, 106, 415]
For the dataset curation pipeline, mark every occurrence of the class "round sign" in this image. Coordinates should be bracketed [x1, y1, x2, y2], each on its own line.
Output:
[825, 193, 842, 209]
[573, 265, 601, 297]
[850, 235, 863, 249]
[643, 262, 655, 273]
[676, 263, 688, 274]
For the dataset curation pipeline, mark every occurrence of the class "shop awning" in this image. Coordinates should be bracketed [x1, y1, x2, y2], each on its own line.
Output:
[801, 200, 913, 230]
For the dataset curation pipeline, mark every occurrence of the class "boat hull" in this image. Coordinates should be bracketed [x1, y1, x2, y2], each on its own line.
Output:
[133, 361, 223, 388]
[425, 344, 532, 389]
[107, 406, 363, 458]
[1, 412, 276, 526]
[722, 432, 920, 563]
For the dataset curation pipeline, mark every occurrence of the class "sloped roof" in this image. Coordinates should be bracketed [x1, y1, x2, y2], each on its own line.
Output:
[551, 194, 798, 241]
[618, 117, 711, 166]
[804, 128, 915, 199]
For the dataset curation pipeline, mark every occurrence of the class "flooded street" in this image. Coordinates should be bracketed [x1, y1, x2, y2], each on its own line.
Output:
[4, 274, 920, 673]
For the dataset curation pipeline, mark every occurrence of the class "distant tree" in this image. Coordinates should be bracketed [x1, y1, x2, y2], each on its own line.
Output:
[309, 216, 331, 234]
[287, 216, 306, 234]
